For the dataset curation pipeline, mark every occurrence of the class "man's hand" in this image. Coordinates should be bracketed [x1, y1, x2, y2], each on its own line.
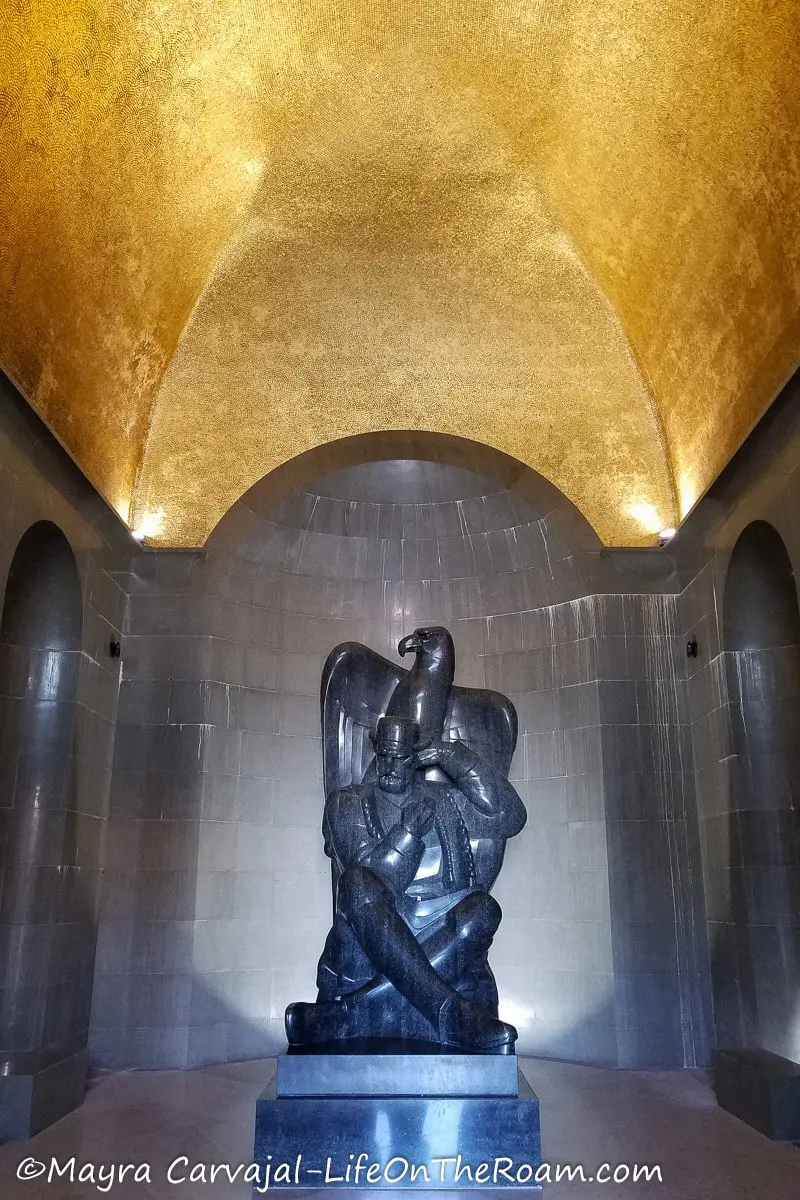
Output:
[417, 739, 475, 778]
[401, 797, 436, 837]
[416, 740, 457, 769]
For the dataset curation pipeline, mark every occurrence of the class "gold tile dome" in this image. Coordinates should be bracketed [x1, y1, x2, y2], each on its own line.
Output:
[1, 1, 798, 546]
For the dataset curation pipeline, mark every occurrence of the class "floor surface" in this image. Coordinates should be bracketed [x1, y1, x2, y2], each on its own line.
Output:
[0, 1058, 798, 1197]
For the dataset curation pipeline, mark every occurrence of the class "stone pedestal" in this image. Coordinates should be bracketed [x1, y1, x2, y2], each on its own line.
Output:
[254, 1040, 541, 1190]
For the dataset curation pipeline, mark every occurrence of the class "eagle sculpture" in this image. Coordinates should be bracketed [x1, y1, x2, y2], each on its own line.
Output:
[321, 625, 517, 797]
[386, 627, 456, 747]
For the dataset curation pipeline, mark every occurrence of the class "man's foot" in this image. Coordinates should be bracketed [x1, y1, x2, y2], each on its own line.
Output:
[437, 994, 517, 1052]
[285, 999, 350, 1045]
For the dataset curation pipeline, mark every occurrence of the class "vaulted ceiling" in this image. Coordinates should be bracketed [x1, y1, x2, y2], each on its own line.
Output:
[1, 1, 798, 546]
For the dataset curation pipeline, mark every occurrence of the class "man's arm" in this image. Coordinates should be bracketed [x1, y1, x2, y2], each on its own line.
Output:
[416, 741, 527, 836]
[323, 787, 433, 897]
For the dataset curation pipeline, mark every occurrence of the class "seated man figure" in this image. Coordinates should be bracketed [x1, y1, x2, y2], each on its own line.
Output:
[285, 714, 527, 1051]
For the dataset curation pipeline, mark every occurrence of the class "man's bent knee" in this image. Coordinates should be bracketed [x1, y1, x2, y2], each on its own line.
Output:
[337, 866, 389, 915]
[452, 891, 502, 942]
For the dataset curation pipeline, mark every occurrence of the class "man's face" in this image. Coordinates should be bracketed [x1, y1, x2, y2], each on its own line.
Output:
[375, 743, 416, 794]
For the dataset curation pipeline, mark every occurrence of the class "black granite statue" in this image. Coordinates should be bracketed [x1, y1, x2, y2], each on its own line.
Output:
[285, 626, 527, 1053]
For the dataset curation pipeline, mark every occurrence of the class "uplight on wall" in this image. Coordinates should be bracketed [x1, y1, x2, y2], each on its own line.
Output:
[131, 509, 166, 542]
[627, 502, 664, 536]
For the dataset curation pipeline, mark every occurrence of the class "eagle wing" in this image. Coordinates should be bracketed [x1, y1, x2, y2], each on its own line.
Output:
[445, 686, 518, 777]
[321, 641, 518, 792]
[321, 642, 406, 798]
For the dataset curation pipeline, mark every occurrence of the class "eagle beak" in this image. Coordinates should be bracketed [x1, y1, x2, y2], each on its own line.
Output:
[398, 633, 423, 657]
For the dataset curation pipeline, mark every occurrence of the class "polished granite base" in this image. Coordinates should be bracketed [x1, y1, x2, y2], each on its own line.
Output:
[254, 1040, 541, 1189]
[0, 1048, 88, 1141]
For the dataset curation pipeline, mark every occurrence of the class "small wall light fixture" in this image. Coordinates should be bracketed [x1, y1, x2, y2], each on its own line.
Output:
[686, 636, 698, 659]
[659, 527, 677, 546]
[109, 640, 121, 659]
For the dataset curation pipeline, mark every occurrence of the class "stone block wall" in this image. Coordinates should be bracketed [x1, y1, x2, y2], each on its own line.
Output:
[93, 445, 707, 1069]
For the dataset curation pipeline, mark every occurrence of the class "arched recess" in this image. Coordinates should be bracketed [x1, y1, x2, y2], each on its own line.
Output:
[0, 522, 87, 1138]
[716, 521, 800, 1058]
[197, 432, 614, 1062]
[207, 429, 602, 559]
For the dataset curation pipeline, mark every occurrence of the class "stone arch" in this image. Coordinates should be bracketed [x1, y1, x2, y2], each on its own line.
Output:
[714, 520, 800, 1057]
[207, 429, 602, 560]
[0, 521, 86, 1138]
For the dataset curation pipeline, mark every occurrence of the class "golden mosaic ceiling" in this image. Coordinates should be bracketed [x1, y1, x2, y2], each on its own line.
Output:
[1, 1, 799, 547]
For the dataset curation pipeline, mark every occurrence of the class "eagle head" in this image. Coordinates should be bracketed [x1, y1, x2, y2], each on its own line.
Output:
[397, 626, 455, 674]
[388, 626, 456, 747]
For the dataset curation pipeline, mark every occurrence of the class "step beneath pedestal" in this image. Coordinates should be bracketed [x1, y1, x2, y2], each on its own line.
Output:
[278, 1039, 518, 1097]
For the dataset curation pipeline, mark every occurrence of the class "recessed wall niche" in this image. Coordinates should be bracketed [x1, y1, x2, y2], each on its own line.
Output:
[713, 520, 800, 1057]
[0, 521, 89, 1137]
[98, 433, 704, 1072]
